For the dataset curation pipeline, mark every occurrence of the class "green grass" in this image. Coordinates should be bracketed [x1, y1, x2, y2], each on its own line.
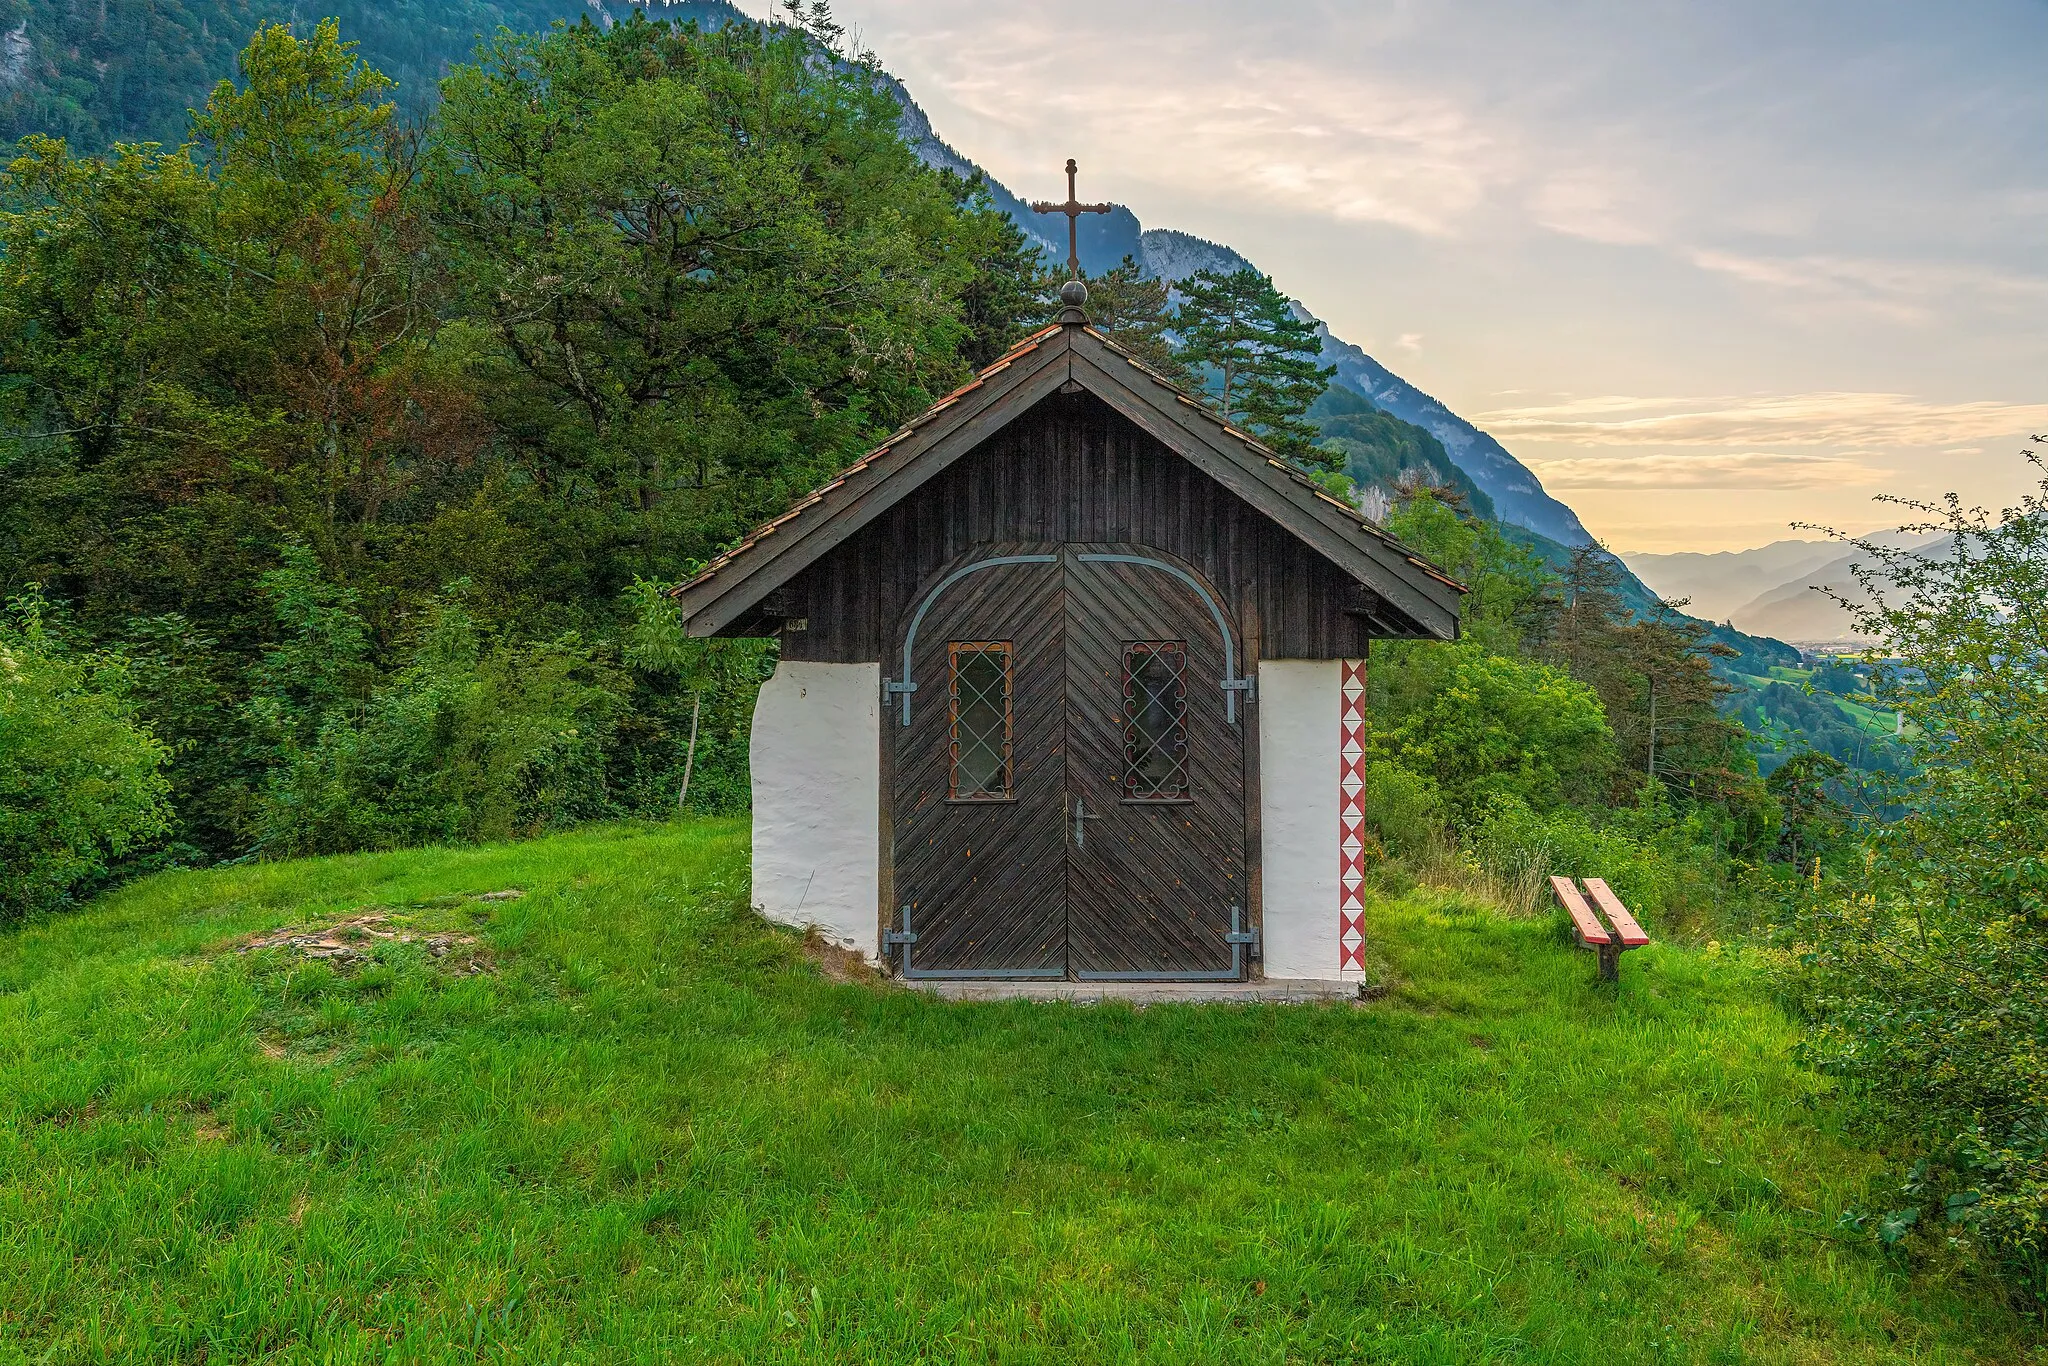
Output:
[1832, 694, 1905, 735]
[0, 823, 2036, 1364]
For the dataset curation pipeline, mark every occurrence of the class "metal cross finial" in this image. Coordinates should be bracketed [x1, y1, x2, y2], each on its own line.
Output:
[1030, 157, 1112, 279]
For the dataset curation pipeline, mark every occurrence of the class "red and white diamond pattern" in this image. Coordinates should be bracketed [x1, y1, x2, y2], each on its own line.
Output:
[1338, 659, 1368, 972]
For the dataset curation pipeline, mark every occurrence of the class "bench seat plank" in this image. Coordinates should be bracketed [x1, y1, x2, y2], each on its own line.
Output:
[1581, 878, 1651, 946]
[1549, 875, 1612, 946]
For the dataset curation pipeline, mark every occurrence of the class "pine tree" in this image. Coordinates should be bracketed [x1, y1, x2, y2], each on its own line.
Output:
[951, 176, 1056, 369]
[1172, 267, 1336, 467]
[1549, 542, 1629, 681]
[1083, 256, 1192, 385]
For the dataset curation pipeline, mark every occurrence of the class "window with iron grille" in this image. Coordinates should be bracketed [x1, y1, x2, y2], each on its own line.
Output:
[948, 642, 1013, 800]
[1123, 641, 1189, 800]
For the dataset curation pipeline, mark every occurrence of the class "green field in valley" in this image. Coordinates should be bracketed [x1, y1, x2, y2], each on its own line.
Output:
[0, 823, 2035, 1364]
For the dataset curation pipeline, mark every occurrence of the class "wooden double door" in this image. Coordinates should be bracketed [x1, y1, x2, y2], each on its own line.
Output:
[890, 544, 1250, 979]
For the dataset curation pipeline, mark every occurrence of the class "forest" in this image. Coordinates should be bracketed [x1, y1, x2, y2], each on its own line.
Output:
[1, 7, 2043, 1307]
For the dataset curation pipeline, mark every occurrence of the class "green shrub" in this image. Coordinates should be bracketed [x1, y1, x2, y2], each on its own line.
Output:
[1366, 763, 1445, 860]
[618, 579, 777, 817]
[254, 606, 629, 857]
[1778, 454, 2048, 1296]
[0, 593, 171, 921]
[1469, 796, 1672, 920]
[1372, 639, 1613, 821]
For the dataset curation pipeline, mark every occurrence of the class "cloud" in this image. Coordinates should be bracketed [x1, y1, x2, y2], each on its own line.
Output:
[1526, 167, 1662, 246]
[1527, 452, 1891, 490]
[815, 0, 2046, 551]
[1474, 392, 2048, 449]
[1690, 249, 2048, 319]
[862, 12, 1513, 236]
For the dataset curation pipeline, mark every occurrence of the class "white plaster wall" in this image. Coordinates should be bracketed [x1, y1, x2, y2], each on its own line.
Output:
[1257, 660, 1356, 980]
[750, 661, 880, 959]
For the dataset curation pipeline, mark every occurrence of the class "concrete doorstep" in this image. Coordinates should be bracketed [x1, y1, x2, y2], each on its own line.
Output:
[908, 978, 1372, 1006]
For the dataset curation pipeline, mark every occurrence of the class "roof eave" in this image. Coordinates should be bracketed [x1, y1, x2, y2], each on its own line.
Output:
[672, 320, 1467, 644]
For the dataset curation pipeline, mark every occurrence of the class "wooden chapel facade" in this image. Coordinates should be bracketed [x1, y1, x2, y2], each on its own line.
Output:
[675, 290, 1464, 983]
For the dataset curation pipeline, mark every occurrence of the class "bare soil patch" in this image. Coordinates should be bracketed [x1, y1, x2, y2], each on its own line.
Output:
[234, 898, 509, 976]
[802, 927, 891, 986]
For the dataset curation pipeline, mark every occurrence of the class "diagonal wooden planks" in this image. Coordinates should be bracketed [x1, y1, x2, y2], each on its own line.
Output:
[1581, 878, 1651, 947]
[892, 540, 1250, 980]
[894, 547, 1067, 975]
[1550, 875, 1611, 947]
[1064, 547, 1245, 978]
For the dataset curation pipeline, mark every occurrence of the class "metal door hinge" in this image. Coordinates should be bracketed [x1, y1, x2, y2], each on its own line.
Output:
[885, 908, 918, 964]
[1225, 904, 1258, 958]
[883, 678, 917, 723]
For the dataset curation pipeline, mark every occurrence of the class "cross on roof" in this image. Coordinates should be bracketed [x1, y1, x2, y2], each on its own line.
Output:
[1030, 158, 1112, 279]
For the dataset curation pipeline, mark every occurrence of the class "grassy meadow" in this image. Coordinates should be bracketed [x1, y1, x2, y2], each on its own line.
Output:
[0, 822, 2037, 1364]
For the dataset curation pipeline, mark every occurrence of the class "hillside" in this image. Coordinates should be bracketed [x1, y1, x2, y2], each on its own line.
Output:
[0, 822, 2032, 1361]
[1729, 658, 1913, 778]
[1306, 382, 1497, 519]
[1, 0, 639, 145]
[2, 0, 1823, 774]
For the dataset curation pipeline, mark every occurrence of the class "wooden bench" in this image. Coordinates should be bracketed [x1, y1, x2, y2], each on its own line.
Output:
[1549, 875, 1651, 981]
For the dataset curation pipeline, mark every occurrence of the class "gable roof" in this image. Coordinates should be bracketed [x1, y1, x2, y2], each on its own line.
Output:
[672, 317, 1466, 641]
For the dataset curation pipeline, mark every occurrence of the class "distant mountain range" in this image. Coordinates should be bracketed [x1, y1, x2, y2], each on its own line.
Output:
[1629, 533, 1940, 644]
[1628, 540, 1850, 623]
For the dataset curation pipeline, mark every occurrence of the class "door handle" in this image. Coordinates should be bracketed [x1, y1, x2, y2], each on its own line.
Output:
[1070, 795, 1103, 848]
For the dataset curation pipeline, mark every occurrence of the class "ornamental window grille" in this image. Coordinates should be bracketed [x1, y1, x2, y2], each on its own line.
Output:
[1123, 641, 1189, 800]
[948, 642, 1013, 799]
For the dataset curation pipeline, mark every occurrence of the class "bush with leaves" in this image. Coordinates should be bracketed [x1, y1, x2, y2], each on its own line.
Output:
[1780, 447, 2048, 1296]
[1467, 794, 1676, 917]
[255, 603, 629, 857]
[618, 578, 777, 817]
[1371, 640, 1613, 825]
[0, 592, 171, 921]
[1366, 763, 1447, 862]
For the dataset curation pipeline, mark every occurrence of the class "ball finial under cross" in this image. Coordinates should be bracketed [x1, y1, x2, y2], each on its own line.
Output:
[1056, 277, 1089, 326]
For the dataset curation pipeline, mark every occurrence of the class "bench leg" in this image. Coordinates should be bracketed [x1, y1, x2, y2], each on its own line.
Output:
[1597, 942, 1620, 983]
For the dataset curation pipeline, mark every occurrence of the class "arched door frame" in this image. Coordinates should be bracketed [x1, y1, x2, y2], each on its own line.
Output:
[874, 540, 1264, 978]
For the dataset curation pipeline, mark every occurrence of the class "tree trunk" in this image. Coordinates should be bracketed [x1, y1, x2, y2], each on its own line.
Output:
[677, 692, 703, 810]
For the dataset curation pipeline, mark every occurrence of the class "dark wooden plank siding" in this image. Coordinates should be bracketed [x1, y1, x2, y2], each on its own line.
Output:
[778, 391, 1387, 663]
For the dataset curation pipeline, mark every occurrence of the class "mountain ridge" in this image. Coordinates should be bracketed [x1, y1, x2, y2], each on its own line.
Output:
[1626, 532, 1943, 643]
[884, 83, 1599, 552]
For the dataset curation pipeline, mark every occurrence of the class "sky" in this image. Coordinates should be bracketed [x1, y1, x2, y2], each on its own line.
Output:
[729, 0, 2047, 553]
